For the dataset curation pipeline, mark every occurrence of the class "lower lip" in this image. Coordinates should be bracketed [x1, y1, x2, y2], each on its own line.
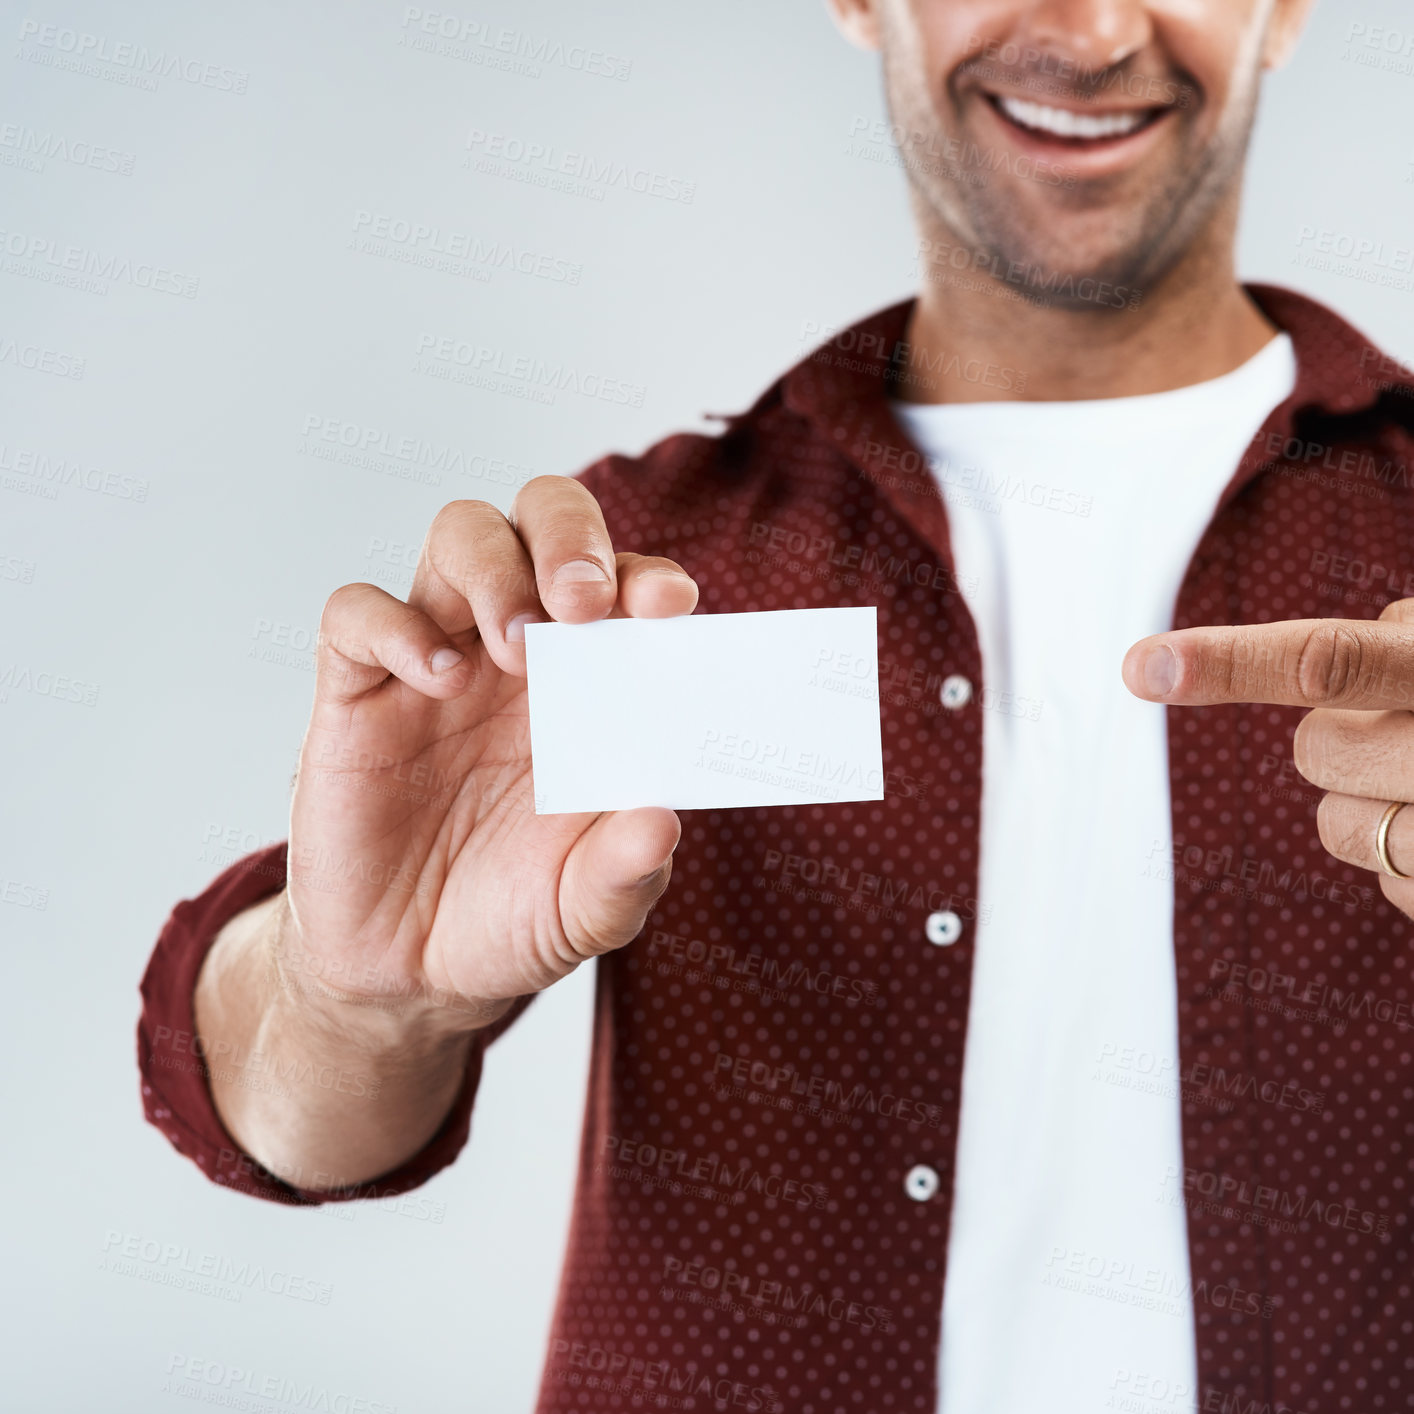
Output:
[980, 94, 1174, 177]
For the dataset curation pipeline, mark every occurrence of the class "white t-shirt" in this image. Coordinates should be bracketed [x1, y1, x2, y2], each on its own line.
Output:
[889, 334, 1298, 1414]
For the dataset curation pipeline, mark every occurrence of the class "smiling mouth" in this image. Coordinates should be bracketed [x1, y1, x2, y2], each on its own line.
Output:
[987, 92, 1170, 144]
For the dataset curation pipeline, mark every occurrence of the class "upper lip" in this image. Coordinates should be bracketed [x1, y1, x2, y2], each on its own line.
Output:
[979, 86, 1175, 116]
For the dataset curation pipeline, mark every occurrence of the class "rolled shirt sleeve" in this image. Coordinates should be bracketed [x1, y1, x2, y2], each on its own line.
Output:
[136, 843, 526, 1205]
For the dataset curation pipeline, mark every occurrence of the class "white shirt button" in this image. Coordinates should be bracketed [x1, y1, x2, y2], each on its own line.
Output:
[940, 674, 973, 709]
[905, 1164, 940, 1202]
[926, 910, 963, 946]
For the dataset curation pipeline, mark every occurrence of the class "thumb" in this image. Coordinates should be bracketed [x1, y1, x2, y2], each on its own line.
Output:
[559, 807, 681, 958]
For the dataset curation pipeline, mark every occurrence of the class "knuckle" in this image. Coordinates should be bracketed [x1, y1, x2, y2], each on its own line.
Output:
[1315, 794, 1353, 858]
[321, 581, 372, 630]
[511, 475, 571, 519]
[1291, 713, 1319, 780]
[1326, 797, 1373, 863]
[515, 473, 605, 527]
[1202, 631, 1247, 700]
[569, 484, 606, 520]
[1295, 623, 1366, 705]
[426, 501, 509, 581]
[430, 498, 496, 539]
[1291, 710, 1362, 787]
[1378, 871, 1414, 911]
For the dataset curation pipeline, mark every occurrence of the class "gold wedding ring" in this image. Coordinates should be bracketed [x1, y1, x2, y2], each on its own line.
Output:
[1375, 801, 1411, 880]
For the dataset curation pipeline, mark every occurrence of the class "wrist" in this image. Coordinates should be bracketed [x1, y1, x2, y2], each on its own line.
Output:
[266, 894, 511, 1048]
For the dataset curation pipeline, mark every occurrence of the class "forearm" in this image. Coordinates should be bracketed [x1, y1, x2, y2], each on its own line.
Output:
[193, 891, 501, 1192]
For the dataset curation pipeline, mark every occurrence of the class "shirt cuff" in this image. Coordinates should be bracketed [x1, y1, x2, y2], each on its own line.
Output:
[137, 843, 513, 1206]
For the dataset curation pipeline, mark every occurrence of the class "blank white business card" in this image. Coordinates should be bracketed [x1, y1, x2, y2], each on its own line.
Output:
[524, 607, 883, 813]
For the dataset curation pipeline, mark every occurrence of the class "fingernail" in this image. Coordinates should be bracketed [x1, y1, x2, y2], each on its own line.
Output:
[550, 559, 610, 592]
[1143, 644, 1178, 697]
[430, 648, 464, 674]
[505, 612, 540, 644]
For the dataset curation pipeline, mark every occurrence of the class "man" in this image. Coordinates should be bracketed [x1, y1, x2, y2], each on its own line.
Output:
[139, 1, 1414, 1410]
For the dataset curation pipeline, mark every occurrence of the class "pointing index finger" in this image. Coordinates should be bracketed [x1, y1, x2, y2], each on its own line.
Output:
[1121, 618, 1414, 711]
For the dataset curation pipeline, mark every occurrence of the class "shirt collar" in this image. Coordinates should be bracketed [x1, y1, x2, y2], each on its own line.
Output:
[778, 284, 1414, 571]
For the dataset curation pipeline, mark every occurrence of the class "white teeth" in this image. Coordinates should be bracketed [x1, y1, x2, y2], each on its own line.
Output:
[996, 95, 1150, 140]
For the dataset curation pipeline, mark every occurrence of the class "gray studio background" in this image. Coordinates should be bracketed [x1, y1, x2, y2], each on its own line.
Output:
[3, 1, 1412, 1409]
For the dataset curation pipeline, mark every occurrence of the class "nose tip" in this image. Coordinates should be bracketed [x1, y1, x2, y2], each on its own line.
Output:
[1018, 0, 1155, 76]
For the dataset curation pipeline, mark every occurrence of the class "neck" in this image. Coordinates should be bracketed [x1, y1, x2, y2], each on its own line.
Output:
[897, 210, 1278, 405]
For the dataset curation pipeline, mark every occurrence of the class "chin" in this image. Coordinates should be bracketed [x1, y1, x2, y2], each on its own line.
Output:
[957, 201, 1171, 311]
